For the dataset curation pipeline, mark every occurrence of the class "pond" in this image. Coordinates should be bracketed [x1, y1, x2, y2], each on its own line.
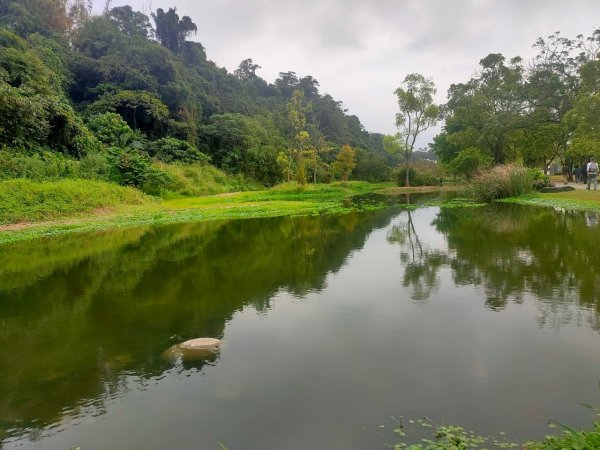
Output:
[1, 198, 600, 449]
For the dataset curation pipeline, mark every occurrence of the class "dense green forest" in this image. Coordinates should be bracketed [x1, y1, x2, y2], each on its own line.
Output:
[433, 30, 600, 179]
[0, 0, 395, 198]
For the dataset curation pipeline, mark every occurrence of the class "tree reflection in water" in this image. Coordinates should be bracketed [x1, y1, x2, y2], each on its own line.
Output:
[392, 203, 600, 330]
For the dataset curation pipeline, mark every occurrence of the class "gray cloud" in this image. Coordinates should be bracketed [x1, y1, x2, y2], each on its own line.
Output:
[110, 0, 600, 146]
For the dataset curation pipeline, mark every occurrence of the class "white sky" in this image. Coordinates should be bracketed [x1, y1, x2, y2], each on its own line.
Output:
[110, 0, 600, 146]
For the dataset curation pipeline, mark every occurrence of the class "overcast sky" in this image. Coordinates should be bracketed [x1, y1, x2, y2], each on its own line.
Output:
[111, 0, 600, 146]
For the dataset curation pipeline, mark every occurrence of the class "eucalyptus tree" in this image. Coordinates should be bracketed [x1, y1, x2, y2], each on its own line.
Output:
[393, 73, 440, 186]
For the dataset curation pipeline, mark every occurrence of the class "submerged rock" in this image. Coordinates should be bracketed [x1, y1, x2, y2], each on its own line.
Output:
[163, 338, 222, 362]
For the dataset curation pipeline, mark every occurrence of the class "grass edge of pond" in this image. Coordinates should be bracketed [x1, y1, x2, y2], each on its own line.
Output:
[0, 182, 393, 245]
[500, 193, 600, 212]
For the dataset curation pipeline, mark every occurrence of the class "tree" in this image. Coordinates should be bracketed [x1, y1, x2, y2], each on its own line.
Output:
[108, 5, 152, 38]
[333, 144, 356, 181]
[152, 7, 197, 54]
[394, 73, 440, 186]
[286, 89, 312, 183]
[234, 58, 261, 80]
[89, 90, 170, 138]
[447, 147, 492, 180]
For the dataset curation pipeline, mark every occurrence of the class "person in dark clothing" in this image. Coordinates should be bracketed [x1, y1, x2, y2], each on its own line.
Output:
[582, 160, 589, 185]
[574, 165, 582, 183]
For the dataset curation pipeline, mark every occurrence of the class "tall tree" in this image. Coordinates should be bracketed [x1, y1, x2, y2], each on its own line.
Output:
[394, 73, 440, 186]
[234, 58, 261, 80]
[286, 89, 312, 183]
[333, 144, 356, 181]
[108, 5, 152, 37]
[152, 7, 197, 53]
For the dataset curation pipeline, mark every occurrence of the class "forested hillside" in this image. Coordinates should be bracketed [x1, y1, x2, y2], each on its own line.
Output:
[0, 0, 393, 198]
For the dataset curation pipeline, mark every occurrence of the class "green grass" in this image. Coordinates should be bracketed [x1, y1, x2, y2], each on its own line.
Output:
[0, 178, 151, 223]
[0, 181, 392, 244]
[501, 190, 600, 212]
[153, 162, 260, 198]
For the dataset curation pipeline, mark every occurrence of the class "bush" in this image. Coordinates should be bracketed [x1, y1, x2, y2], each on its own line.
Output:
[152, 161, 260, 198]
[447, 147, 492, 180]
[108, 147, 170, 192]
[0, 149, 80, 180]
[87, 112, 141, 147]
[470, 164, 533, 201]
[527, 168, 551, 190]
[394, 167, 440, 186]
[148, 137, 210, 165]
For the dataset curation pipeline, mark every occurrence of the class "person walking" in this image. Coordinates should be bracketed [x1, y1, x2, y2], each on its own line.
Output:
[582, 159, 589, 185]
[574, 165, 581, 183]
[587, 157, 598, 190]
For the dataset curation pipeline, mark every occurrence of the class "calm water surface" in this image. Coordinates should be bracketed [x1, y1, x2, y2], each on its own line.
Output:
[1, 199, 600, 449]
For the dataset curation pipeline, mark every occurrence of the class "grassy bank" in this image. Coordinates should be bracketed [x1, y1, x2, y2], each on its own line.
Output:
[501, 189, 600, 212]
[0, 180, 393, 244]
[0, 179, 152, 223]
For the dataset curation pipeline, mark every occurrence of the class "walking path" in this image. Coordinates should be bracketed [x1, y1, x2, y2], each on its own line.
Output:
[550, 176, 597, 190]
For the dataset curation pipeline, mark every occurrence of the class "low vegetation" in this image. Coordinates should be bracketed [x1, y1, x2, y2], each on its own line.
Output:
[467, 164, 533, 201]
[0, 178, 150, 223]
[390, 414, 600, 449]
[0, 181, 390, 244]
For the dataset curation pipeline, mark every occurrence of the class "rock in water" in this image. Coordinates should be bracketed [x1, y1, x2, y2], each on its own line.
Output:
[179, 338, 221, 350]
[162, 338, 222, 362]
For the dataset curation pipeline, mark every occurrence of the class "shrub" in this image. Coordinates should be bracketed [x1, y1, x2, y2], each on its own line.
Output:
[527, 168, 551, 190]
[148, 137, 210, 165]
[87, 112, 141, 147]
[0, 149, 79, 180]
[152, 162, 259, 198]
[394, 167, 440, 186]
[108, 147, 170, 192]
[447, 147, 492, 180]
[470, 164, 533, 201]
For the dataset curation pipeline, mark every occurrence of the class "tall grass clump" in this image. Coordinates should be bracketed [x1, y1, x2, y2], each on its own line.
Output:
[0, 179, 150, 224]
[150, 162, 260, 198]
[469, 164, 533, 202]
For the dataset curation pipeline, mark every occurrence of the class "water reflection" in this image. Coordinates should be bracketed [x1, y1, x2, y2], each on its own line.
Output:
[2, 200, 600, 449]
[0, 209, 397, 440]
[393, 205, 600, 328]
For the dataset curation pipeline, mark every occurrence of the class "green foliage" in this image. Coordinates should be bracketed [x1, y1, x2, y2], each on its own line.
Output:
[391, 416, 519, 450]
[89, 90, 170, 138]
[526, 422, 600, 449]
[332, 144, 356, 181]
[148, 137, 210, 164]
[0, 149, 78, 180]
[0, 1, 394, 187]
[87, 112, 141, 147]
[394, 167, 439, 187]
[446, 147, 492, 180]
[527, 168, 551, 190]
[0, 178, 148, 224]
[469, 164, 533, 201]
[0, 29, 98, 156]
[153, 161, 258, 197]
[108, 5, 152, 38]
[107, 147, 169, 191]
[152, 7, 197, 54]
[393, 73, 440, 186]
